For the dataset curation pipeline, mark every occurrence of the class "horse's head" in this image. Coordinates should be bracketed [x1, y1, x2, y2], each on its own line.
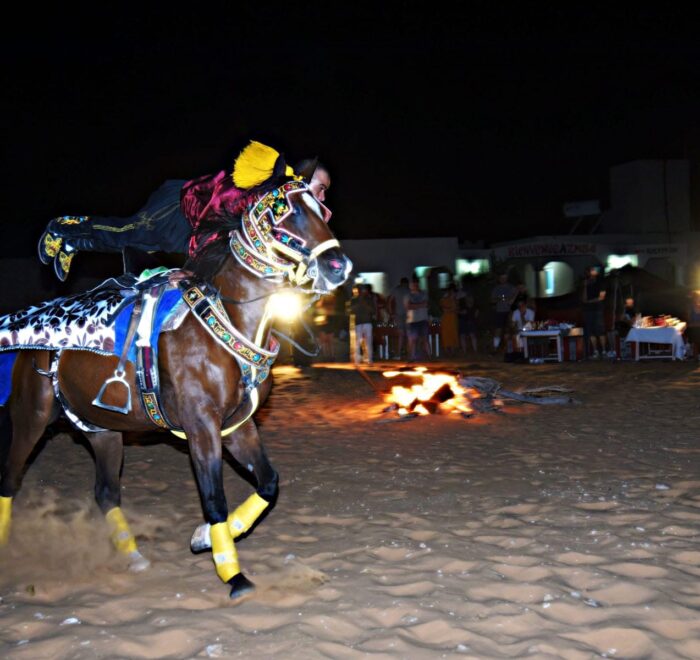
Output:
[231, 180, 352, 294]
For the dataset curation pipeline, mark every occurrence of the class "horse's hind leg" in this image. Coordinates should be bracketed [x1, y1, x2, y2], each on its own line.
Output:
[0, 352, 57, 545]
[83, 430, 150, 572]
[191, 419, 278, 551]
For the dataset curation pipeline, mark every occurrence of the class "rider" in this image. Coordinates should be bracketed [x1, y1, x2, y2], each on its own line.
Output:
[37, 142, 331, 281]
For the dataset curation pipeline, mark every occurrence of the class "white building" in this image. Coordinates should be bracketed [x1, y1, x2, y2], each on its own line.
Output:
[492, 159, 700, 298]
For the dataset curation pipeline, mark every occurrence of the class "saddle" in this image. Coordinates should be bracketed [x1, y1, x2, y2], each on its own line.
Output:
[93, 275, 185, 419]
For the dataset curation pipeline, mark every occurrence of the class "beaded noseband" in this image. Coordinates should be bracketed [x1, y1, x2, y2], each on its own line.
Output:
[230, 181, 339, 288]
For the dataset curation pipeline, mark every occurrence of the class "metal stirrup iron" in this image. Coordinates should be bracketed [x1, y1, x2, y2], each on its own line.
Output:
[92, 298, 144, 414]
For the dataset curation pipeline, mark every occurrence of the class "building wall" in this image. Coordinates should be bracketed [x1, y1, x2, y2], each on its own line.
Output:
[340, 237, 461, 295]
[604, 159, 690, 234]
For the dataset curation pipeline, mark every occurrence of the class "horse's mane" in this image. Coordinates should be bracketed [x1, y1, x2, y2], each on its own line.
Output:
[183, 175, 290, 281]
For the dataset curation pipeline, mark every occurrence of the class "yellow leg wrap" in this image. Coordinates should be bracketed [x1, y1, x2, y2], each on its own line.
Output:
[227, 492, 270, 540]
[0, 496, 12, 546]
[211, 521, 240, 583]
[105, 507, 138, 555]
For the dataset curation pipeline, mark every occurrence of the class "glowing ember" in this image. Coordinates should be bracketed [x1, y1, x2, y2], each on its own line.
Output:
[382, 367, 475, 416]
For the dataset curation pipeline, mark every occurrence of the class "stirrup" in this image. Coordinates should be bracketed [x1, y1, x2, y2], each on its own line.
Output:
[92, 369, 132, 414]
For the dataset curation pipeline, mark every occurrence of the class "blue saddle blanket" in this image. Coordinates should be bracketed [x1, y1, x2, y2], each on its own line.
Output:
[113, 289, 183, 361]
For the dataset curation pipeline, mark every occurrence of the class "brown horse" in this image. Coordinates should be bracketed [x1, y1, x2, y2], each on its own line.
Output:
[0, 175, 351, 600]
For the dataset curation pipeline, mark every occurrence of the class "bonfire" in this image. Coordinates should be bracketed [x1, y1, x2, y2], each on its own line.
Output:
[379, 366, 577, 421]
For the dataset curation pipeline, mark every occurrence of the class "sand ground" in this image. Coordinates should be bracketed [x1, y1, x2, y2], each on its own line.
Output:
[1, 358, 700, 659]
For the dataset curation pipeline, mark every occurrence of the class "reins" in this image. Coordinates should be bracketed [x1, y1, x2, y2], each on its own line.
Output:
[271, 317, 321, 357]
[215, 285, 321, 356]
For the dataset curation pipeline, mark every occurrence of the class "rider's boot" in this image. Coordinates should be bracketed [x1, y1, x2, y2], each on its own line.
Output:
[53, 243, 78, 282]
[38, 216, 91, 264]
[37, 229, 63, 265]
[39, 216, 122, 281]
[53, 235, 123, 282]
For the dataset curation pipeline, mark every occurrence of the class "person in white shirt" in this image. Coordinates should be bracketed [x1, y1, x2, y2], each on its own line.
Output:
[511, 300, 535, 350]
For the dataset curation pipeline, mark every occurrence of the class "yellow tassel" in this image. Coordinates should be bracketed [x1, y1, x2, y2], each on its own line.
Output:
[232, 141, 283, 189]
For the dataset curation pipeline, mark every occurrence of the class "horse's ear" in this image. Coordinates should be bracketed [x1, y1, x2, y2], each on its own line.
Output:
[272, 153, 290, 179]
[293, 158, 319, 183]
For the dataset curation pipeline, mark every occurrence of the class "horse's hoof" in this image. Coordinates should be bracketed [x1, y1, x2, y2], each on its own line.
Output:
[228, 573, 255, 601]
[190, 523, 211, 553]
[128, 550, 151, 573]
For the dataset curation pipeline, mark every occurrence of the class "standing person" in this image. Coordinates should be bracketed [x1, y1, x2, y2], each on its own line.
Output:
[510, 283, 529, 311]
[388, 277, 410, 359]
[37, 140, 332, 281]
[406, 277, 431, 362]
[582, 265, 608, 358]
[489, 272, 518, 354]
[365, 283, 383, 359]
[365, 284, 381, 323]
[314, 294, 336, 361]
[458, 292, 480, 355]
[348, 285, 375, 366]
[439, 283, 459, 357]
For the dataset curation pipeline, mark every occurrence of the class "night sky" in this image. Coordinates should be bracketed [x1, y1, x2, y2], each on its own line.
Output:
[3, 5, 699, 258]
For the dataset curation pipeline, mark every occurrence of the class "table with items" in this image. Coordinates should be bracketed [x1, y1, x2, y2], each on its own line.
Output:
[624, 316, 687, 360]
[518, 323, 582, 362]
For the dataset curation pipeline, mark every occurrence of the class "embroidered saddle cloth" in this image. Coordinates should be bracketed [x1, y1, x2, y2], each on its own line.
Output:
[0, 275, 184, 357]
[0, 275, 186, 407]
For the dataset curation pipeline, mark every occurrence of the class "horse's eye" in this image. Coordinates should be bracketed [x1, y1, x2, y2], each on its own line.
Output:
[291, 205, 300, 216]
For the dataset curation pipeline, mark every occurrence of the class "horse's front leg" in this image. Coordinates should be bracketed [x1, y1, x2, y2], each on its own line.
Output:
[84, 431, 150, 572]
[191, 419, 278, 551]
[185, 416, 255, 600]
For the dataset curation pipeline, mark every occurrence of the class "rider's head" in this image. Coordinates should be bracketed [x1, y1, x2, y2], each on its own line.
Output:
[295, 159, 331, 203]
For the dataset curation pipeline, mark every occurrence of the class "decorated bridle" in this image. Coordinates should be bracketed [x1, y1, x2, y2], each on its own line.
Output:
[173, 179, 338, 439]
[230, 180, 339, 288]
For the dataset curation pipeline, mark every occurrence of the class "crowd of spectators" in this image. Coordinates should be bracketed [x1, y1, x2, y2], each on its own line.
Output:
[302, 271, 537, 363]
[294, 266, 697, 365]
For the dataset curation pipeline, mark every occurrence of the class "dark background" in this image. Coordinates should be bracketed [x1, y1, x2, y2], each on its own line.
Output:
[2, 4, 700, 258]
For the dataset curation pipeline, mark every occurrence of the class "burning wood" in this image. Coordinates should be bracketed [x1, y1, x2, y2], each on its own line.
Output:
[380, 367, 578, 420]
[381, 367, 480, 417]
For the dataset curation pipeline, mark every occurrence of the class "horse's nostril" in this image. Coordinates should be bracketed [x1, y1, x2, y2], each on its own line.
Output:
[328, 259, 343, 272]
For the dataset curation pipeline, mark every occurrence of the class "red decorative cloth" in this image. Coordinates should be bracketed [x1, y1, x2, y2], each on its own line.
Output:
[180, 171, 254, 258]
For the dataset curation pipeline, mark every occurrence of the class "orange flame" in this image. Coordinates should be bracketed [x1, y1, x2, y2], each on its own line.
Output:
[382, 367, 475, 416]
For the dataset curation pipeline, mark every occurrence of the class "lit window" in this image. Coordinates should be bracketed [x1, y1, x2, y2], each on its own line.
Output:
[455, 259, 490, 275]
[355, 272, 388, 295]
[544, 267, 555, 295]
[605, 254, 638, 273]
